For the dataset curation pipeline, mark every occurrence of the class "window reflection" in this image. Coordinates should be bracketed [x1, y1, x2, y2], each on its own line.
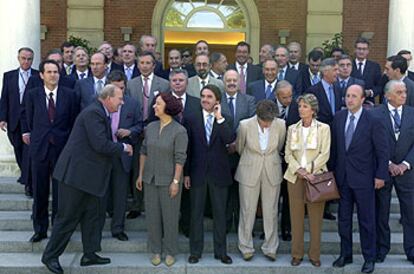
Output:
[188, 11, 224, 28]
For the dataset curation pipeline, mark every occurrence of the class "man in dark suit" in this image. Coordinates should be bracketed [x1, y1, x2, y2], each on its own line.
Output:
[183, 40, 209, 78]
[335, 55, 365, 108]
[220, 69, 256, 232]
[139, 34, 164, 77]
[383, 55, 414, 107]
[248, 59, 279, 103]
[98, 42, 123, 75]
[257, 44, 274, 67]
[102, 71, 142, 241]
[306, 58, 342, 127]
[273, 80, 300, 241]
[300, 49, 323, 94]
[287, 42, 306, 73]
[161, 48, 187, 80]
[397, 50, 414, 81]
[121, 44, 140, 81]
[70, 46, 92, 80]
[184, 84, 234, 265]
[373, 80, 414, 265]
[209, 52, 228, 80]
[20, 60, 78, 243]
[0, 47, 38, 194]
[41, 84, 133, 274]
[227, 41, 263, 93]
[350, 37, 381, 104]
[275, 46, 302, 98]
[60, 41, 74, 76]
[331, 84, 389, 273]
[74, 52, 108, 110]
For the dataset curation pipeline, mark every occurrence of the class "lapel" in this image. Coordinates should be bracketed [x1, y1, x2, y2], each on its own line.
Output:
[198, 110, 208, 146]
[362, 61, 369, 78]
[13, 69, 19, 93]
[250, 116, 262, 153]
[38, 88, 49, 121]
[317, 82, 331, 113]
[264, 120, 277, 154]
[234, 94, 243, 123]
[348, 109, 366, 149]
[55, 87, 63, 120]
[338, 111, 347, 151]
[398, 105, 409, 142]
[381, 104, 396, 141]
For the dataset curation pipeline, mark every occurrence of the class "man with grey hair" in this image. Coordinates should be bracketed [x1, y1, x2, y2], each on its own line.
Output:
[373, 80, 414, 265]
[258, 44, 274, 66]
[41, 84, 133, 273]
[306, 57, 341, 127]
[287, 42, 306, 72]
[210, 52, 228, 80]
[139, 34, 164, 77]
[274, 45, 302, 97]
[98, 41, 123, 74]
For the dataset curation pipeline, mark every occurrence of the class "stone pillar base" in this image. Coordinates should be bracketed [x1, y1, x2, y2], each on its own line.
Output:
[0, 132, 20, 177]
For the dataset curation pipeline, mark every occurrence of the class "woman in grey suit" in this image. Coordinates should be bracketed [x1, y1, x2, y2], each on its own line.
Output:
[136, 92, 188, 267]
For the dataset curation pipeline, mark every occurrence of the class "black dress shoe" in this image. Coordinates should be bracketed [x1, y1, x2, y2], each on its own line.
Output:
[80, 253, 111, 266]
[332, 256, 353, 267]
[361, 260, 375, 273]
[126, 210, 141, 219]
[29, 232, 47, 242]
[375, 255, 386, 263]
[188, 255, 200, 264]
[323, 212, 336, 220]
[41, 257, 63, 274]
[112, 232, 128, 241]
[282, 231, 292, 241]
[214, 254, 233, 264]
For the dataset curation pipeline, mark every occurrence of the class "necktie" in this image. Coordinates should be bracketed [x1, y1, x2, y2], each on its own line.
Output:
[357, 62, 363, 77]
[278, 69, 285, 80]
[228, 97, 235, 119]
[111, 110, 120, 142]
[393, 108, 401, 135]
[96, 79, 103, 94]
[65, 65, 71, 75]
[143, 77, 149, 121]
[328, 85, 335, 114]
[345, 114, 355, 150]
[177, 97, 184, 123]
[340, 80, 346, 90]
[218, 75, 223, 80]
[80, 72, 86, 79]
[311, 74, 319, 85]
[279, 105, 287, 119]
[265, 84, 273, 99]
[239, 65, 246, 94]
[201, 80, 206, 89]
[48, 92, 56, 123]
[205, 114, 213, 144]
[126, 67, 132, 80]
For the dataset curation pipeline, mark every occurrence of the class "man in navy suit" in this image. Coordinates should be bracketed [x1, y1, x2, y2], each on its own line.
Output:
[161, 49, 184, 80]
[184, 84, 234, 265]
[331, 84, 389, 273]
[210, 52, 228, 80]
[373, 80, 414, 265]
[21, 60, 78, 243]
[350, 37, 381, 104]
[70, 47, 92, 80]
[60, 41, 74, 76]
[101, 71, 142, 241]
[335, 55, 365, 108]
[300, 49, 323, 94]
[227, 41, 263, 93]
[287, 42, 306, 73]
[139, 35, 164, 77]
[274, 46, 302, 98]
[257, 44, 274, 67]
[0, 47, 38, 193]
[98, 42, 123, 75]
[74, 52, 108, 110]
[122, 44, 140, 81]
[248, 59, 279, 103]
[397, 50, 414, 81]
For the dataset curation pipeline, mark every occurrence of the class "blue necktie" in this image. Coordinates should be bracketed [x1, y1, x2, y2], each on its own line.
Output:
[265, 84, 273, 99]
[80, 72, 86, 79]
[126, 68, 132, 80]
[311, 74, 319, 85]
[345, 114, 355, 150]
[328, 85, 335, 114]
[205, 114, 213, 144]
[393, 109, 401, 134]
[278, 69, 284, 80]
[228, 97, 235, 119]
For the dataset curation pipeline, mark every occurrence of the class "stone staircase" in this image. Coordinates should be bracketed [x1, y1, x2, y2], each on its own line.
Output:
[0, 176, 412, 273]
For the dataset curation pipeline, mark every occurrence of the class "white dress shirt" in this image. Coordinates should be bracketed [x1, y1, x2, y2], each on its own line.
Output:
[258, 123, 270, 152]
[172, 92, 186, 108]
[44, 86, 58, 107]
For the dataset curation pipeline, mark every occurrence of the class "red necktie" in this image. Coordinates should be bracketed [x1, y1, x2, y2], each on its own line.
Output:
[48, 92, 55, 123]
[143, 77, 149, 121]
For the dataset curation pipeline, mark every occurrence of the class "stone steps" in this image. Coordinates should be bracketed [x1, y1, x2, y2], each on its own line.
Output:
[0, 230, 406, 255]
[0, 253, 412, 274]
[0, 211, 403, 233]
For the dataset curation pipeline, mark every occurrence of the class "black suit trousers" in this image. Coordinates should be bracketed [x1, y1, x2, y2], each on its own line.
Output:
[376, 178, 414, 260]
[190, 179, 228, 257]
[42, 182, 103, 260]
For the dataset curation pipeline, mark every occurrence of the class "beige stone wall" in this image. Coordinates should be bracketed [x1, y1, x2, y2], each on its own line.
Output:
[67, 0, 104, 48]
[306, 0, 343, 54]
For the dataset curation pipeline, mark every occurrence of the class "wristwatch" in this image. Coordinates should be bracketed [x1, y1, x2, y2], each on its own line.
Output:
[173, 179, 179, 185]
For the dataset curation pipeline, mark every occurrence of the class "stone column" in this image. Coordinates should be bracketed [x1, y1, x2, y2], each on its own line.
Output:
[0, 0, 40, 176]
[387, 0, 414, 70]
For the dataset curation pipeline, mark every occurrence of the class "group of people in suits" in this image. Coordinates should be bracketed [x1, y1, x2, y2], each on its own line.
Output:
[1, 34, 414, 274]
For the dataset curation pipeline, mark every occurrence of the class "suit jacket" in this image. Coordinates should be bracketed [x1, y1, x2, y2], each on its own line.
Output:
[331, 109, 389, 189]
[0, 68, 39, 131]
[182, 64, 197, 78]
[122, 63, 140, 80]
[74, 77, 103, 111]
[306, 81, 342, 126]
[21, 86, 78, 161]
[372, 105, 414, 185]
[228, 63, 263, 87]
[116, 96, 143, 172]
[69, 67, 93, 81]
[109, 62, 123, 73]
[184, 111, 233, 187]
[220, 92, 256, 132]
[26, 74, 76, 92]
[334, 76, 365, 108]
[351, 59, 381, 102]
[186, 76, 225, 98]
[277, 99, 300, 127]
[53, 100, 125, 197]
[284, 119, 331, 183]
[247, 80, 277, 103]
[403, 77, 414, 107]
[126, 74, 169, 121]
[408, 70, 414, 82]
[235, 116, 286, 186]
[283, 67, 303, 98]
